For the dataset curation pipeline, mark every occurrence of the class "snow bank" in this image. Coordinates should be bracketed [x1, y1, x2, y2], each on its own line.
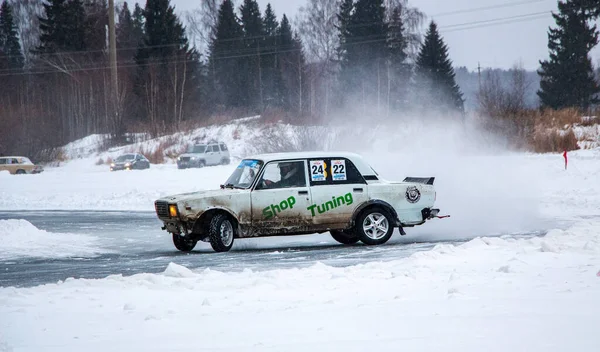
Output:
[0, 219, 104, 260]
[1, 220, 599, 351]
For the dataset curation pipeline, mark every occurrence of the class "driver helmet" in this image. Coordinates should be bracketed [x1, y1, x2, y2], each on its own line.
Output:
[278, 162, 297, 179]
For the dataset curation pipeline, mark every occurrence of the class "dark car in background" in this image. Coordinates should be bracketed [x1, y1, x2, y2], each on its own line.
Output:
[110, 153, 150, 171]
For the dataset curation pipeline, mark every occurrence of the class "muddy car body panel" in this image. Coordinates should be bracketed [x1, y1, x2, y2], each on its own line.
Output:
[155, 152, 441, 252]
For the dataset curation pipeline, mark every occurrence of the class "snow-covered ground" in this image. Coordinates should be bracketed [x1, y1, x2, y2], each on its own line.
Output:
[1, 120, 599, 351]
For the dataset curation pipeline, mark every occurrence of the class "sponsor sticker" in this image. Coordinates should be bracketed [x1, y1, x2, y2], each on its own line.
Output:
[405, 186, 421, 203]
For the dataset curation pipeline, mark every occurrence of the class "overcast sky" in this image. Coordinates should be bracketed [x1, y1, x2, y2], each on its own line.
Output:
[170, 0, 600, 71]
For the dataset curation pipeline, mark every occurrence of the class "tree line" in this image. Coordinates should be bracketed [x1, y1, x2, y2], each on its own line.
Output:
[0, 0, 599, 158]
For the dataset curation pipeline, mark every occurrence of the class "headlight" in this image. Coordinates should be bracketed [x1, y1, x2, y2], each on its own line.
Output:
[177, 156, 181, 161]
[125, 162, 131, 167]
[169, 204, 178, 217]
[110, 163, 115, 167]
[190, 156, 196, 160]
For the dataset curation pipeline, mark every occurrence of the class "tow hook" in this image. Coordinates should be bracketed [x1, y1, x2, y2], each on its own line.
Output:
[422, 208, 450, 220]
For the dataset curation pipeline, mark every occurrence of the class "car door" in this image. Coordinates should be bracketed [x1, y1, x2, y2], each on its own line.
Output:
[205, 145, 218, 165]
[250, 160, 313, 234]
[307, 157, 369, 228]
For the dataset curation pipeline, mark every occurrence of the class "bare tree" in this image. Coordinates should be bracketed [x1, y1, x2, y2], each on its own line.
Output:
[10, 0, 44, 67]
[385, 0, 425, 60]
[296, 0, 340, 117]
[184, 0, 223, 53]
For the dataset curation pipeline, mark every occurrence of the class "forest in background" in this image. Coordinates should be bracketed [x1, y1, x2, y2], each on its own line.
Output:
[0, 0, 599, 158]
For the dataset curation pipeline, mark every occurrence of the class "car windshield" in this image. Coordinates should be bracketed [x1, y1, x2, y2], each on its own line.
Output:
[224, 159, 263, 189]
[115, 154, 135, 162]
[188, 145, 207, 153]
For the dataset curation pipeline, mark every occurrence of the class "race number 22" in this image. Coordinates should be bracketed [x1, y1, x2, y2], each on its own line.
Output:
[331, 159, 346, 181]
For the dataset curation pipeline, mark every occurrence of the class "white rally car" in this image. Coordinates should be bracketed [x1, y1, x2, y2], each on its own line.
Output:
[154, 152, 441, 252]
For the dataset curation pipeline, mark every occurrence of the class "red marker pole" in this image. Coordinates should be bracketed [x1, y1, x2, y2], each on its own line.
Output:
[563, 150, 568, 170]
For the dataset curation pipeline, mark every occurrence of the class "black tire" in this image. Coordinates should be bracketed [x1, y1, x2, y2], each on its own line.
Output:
[15, 169, 26, 175]
[355, 207, 394, 245]
[330, 229, 360, 244]
[208, 213, 235, 252]
[197, 160, 206, 168]
[220, 158, 230, 165]
[172, 234, 197, 252]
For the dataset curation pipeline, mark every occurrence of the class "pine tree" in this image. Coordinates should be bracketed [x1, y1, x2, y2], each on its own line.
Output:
[538, 0, 599, 110]
[132, 2, 145, 40]
[83, 0, 108, 52]
[239, 0, 264, 110]
[338, 0, 388, 110]
[0, 0, 24, 69]
[261, 3, 281, 108]
[208, 0, 243, 108]
[38, 0, 87, 53]
[117, 1, 144, 60]
[135, 0, 201, 130]
[278, 14, 305, 113]
[336, 0, 353, 62]
[387, 5, 410, 110]
[415, 21, 464, 112]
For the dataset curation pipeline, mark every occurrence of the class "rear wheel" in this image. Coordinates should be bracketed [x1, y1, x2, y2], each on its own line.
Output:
[172, 234, 197, 252]
[220, 157, 230, 165]
[330, 229, 360, 245]
[355, 207, 394, 245]
[15, 169, 26, 175]
[208, 213, 235, 252]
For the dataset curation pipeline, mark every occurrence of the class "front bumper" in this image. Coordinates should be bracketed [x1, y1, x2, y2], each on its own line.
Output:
[177, 160, 200, 169]
[110, 164, 131, 171]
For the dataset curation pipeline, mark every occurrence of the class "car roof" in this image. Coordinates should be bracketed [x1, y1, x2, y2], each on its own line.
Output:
[247, 151, 377, 176]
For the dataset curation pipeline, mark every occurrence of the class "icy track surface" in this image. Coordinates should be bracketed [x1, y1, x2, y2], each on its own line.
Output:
[1, 220, 599, 351]
[1, 121, 600, 351]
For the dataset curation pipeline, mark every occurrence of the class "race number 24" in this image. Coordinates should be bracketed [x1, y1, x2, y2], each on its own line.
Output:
[310, 160, 326, 182]
[331, 159, 346, 181]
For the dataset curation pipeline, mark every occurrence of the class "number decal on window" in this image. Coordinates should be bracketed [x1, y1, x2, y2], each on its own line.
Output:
[309, 160, 327, 181]
[331, 160, 347, 181]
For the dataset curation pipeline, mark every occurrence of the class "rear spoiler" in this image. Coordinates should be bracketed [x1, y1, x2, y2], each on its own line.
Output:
[403, 177, 435, 185]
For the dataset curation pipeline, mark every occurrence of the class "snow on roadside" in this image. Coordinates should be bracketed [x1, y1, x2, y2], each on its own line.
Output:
[0, 219, 105, 260]
[1, 219, 599, 351]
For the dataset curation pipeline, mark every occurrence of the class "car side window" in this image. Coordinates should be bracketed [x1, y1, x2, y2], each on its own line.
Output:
[307, 158, 366, 186]
[213, 145, 220, 152]
[256, 160, 307, 190]
[219, 143, 228, 151]
[0, 158, 6, 165]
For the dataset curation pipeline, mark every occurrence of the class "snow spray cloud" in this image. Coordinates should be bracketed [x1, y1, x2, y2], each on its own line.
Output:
[316, 110, 546, 242]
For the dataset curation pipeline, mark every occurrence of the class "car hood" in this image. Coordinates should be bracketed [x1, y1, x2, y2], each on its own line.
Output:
[159, 188, 249, 203]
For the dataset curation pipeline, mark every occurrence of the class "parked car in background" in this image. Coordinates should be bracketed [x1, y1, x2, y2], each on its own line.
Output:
[0, 156, 44, 175]
[177, 141, 230, 169]
[110, 153, 150, 171]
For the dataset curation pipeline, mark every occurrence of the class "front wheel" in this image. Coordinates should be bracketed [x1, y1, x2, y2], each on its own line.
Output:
[16, 169, 26, 175]
[330, 230, 360, 244]
[172, 234, 197, 252]
[208, 213, 235, 252]
[355, 208, 394, 245]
